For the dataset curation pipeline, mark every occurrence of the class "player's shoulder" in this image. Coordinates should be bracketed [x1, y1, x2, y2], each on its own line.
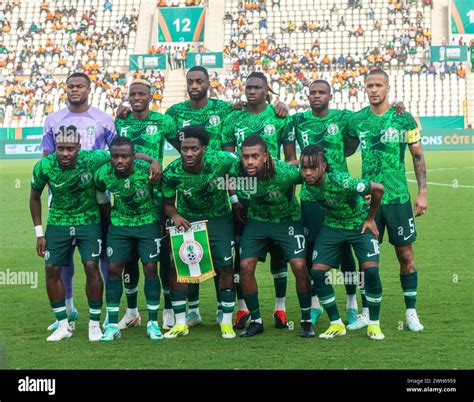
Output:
[89, 106, 114, 122]
[333, 108, 354, 119]
[164, 156, 181, 172]
[35, 153, 56, 170]
[351, 106, 370, 119]
[275, 158, 298, 173]
[165, 101, 187, 115]
[134, 158, 151, 173]
[395, 110, 417, 125]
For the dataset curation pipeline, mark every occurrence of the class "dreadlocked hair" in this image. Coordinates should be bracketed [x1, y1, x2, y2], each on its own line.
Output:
[241, 135, 276, 179]
[300, 144, 332, 172]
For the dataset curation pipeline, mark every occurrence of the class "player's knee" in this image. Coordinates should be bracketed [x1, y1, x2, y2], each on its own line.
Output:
[45, 265, 61, 280]
[143, 263, 158, 279]
[107, 262, 122, 278]
[83, 261, 100, 276]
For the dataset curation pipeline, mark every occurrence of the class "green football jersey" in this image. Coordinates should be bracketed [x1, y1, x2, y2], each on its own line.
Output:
[221, 104, 294, 159]
[31, 150, 110, 226]
[94, 160, 159, 227]
[347, 106, 420, 205]
[115, 111, 177, 165]
[162, 150, 238, 220]
[305, 170, 371, 230]
[165, 99, 234, 151]
[231, 159, 302, 223]
[292, 108, 352, 202]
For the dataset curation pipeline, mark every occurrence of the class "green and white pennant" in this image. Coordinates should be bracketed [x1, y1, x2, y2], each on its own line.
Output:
[168, 221, 216, 284]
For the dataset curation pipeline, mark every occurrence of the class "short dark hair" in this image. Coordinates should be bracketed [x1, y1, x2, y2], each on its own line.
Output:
[110, 136, 134, 152]
[178, 125, 210, 146]
[366, 68, 389, 83]
[300, 144, 331, 172]
[55, 125, 80, 144]
[66, 72, 91, 87]
[309, 79, 332, 93]
[241, 135, 275, 179]
[186, 66, 209, 80]
[247, 71, 268, 87]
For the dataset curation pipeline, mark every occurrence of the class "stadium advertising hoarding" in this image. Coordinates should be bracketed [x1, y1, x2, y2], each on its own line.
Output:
[430, 46, 468, 62]
[129, 54, 167, 70]
[157, 7, 205, 42]
[1, 131, 473, 159]
[186, 52, 224, 68]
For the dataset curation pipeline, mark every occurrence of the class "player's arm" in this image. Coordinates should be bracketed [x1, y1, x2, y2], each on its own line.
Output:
[391, 99, 406, 115]
[273, 100, 289, 117]
[344, 135, 360, 157]
[115, 103, 131, 119]
[135, 153, 162, 183]
[29, 188, 46, 258]
[163, 196, 191, 231]
[361, 182, 384, 237]
[409, 141, 427, 217]
[41, 120, 55, 157]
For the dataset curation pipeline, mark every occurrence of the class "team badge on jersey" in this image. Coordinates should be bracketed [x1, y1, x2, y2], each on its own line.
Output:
[107, 247, 113, 257]
[327, 123, 339, 135]
[86, 126, 95, 136]
[179, 240, 204, 265]
[135, 188, 150, 200]
[381, 127, 399, 143]
[264, 124, 276, 135]
[268, 190, 281, 199]
[81, 172, 93, 183]
[209, 114, 221, 126]
[44, 251, 50, 261]
[146, 125, 158, 135]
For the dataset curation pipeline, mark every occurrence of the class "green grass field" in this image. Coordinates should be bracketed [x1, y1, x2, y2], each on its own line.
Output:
[0, 150, 473, 369]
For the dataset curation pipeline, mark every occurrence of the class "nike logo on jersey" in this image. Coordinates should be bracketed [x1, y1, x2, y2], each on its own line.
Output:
[403, 233, 414, 241]
[149, 253, 159, 258]
[183, 188, 193, 196]
[182, 120, 192, 127]
[294, 249, 304, 254]
[366, 251, 379, 257]
[53, 183, 66, 188]
[91, 252, 101, 257]
[224, 255, 233, 261]
[359, 131, 370, 136]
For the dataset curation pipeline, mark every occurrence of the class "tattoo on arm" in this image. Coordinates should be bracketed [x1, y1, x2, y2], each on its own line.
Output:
[413, 153, 427, 191]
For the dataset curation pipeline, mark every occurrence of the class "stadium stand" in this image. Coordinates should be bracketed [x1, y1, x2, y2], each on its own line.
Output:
[221, 0, 467, 116]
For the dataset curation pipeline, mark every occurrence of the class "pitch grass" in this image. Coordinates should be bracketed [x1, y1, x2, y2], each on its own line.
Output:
[0, 151, 473, 369]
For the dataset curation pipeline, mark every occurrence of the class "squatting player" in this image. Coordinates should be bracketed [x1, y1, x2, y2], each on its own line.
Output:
[235, 135, 314, 338]
[221, 72, 297, 330]
[346, 69, 427, 332]
[301, 145, 386, 340]
[95, 137, 164, 342]
[162, 126, 238, 339]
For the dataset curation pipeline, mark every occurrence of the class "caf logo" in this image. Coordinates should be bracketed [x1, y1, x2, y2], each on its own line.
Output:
[86, 126, 95, 136]
[264, 124, 276, 135]
[135, 188, 149, 199]
[81, 172, 92, 183]
[179, 240, 204, 265]
[327, 124, 339, 135]
[107, 247, 113, 257]
[146, 125, 158, 135]
[44, 251, 50, 261]
[209, 115, 221, 126]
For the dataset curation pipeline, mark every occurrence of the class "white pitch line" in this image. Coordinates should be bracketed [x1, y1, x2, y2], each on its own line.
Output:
[406, 166, 474, 188]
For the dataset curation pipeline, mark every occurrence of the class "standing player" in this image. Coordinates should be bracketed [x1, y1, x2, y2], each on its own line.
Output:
[95, 137, 164, 341]
[40, 72, 117, 331]
[115, 79, 178, 331]
[221, 72, 296, 330]
[301, 145, 386, 340]
[30, 127, 111, 341]
[346, 69, 427, 332]
[291, 80, 359, 326]
[235, 135, 314, 338]
[162, 126, 238, 339]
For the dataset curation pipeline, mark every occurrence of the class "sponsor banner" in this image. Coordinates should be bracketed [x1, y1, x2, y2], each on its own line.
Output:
[430, 46, 468, 62]
[186, 52, 223, 68]
[129, 54, 167, 71]
[450, 0, 474, 35]
[158, 7, 205, 42]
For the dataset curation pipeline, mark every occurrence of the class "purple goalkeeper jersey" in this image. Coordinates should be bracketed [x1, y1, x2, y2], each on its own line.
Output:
[41, 106, 117, 152]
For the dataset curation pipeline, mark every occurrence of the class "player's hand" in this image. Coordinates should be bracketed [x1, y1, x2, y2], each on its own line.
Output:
[232, 101, 246, 110]
[361, 218, 379, 238]
[148, 160, 162, 184]
[274, 101, 289, 117]
[392, 100, 406, 115]
[364, 194, 372, 205]
[116, 104, 131, 118]
[172, 215, 191, 231]
[36, 237, 46, 258]
[232, 201, 246, 224]
[413, 190, 428, 217]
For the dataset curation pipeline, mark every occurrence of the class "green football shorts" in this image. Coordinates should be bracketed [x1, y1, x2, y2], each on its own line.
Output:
[301, 201, 325, 244]
[312, 225, 380, 267]
[240, 219, 306, 261]
[44, 224, 102, 265]
[376, 201, 417, 246]
[106, 222, 161, 263]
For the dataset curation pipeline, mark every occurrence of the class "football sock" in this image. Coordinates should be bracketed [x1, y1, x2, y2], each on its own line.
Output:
[144, 277, 161, 322]
[364, 267, 383, 321]
[106, 277, 123, 325]
[310, 269, 341, 321]
[400, 271, 418, 309]
[243, 291, 261, 321]
[88, 300, 102, 322]
[297, 292, 312, 321]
